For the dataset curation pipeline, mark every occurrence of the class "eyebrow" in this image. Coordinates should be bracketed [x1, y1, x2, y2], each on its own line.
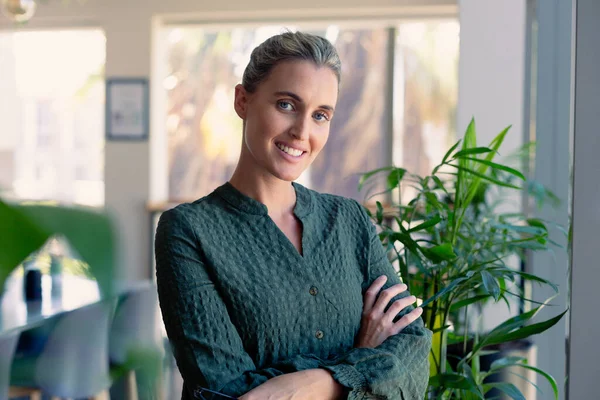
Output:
[274, 91, 335, 112]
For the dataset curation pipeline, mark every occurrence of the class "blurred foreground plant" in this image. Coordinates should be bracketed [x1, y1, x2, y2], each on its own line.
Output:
[0, 200, 117, 296]
[0, 199, 166, 391]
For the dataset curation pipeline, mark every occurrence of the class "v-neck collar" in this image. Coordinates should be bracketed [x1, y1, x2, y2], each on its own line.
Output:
[214, 181, 314, 218]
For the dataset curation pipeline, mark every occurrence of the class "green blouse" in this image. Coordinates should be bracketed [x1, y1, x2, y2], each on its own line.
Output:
[155, 181, 432, 400]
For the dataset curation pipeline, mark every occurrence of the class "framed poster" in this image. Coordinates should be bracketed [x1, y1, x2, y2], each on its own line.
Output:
[106, 78, 149, 140]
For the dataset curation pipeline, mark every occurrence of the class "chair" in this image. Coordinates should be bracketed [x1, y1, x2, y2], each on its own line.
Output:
[109, 285, 163, 400]
[2, 330, 42, 400]
[1, 333, 20, 399]
[11, 298, 115, 400]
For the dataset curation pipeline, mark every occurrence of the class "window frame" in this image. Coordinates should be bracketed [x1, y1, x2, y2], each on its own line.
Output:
[151, 9, 459, 206]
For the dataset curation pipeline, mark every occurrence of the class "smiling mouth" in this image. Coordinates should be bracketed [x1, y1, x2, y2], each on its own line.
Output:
[276, 143, 305, 157]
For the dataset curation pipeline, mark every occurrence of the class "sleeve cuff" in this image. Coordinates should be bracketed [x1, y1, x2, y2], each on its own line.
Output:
[321, 363, 369, 399]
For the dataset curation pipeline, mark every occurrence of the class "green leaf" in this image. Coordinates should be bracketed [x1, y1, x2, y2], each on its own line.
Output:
[462, 157, 526, 180]
[407, 216, 442, 233]
[485, 357, 559, 400]
[432, 176, 448, 193]
[358, 167, 394, 192]
[471, 305, 547, 354]
[526, 218, 549, 230]
[448, 164, 520, 189]
[397, 256, 409, 290]
[424, 192, 443, 210]
[421, 243, 457, 263]
[481, 270, 501, 301]
[462, 362, 479, 392]
[450, 295, 491, 312]
[0, 200, 49, 291]
[453, 124, 512, 233]
[453, 147, 494, 158]
[386, 231, 422, 255]
[431, 324, 452, 333]
[483, 310, 568, 347]
[491, 222, 547, 236]
[504, 370, 544, 398]
[429, 373, 479, 392]
[511, 363, 559, 400]
[440, 139, 463, 166]
[488, 304, 545, 337]
[489, 356, 527, 371]
[375, 201, 384, 224]
[488, 125, 512, 155]
[15, 203, 117, 296]
[420, 276, 469, 308]
[396, 217, 409, 234]
[464, 118, 477, 150]
[483, 383, 525, 400]
[386, 168, 406, 190]
[504, 290, 556, 306]
[511, 271, 558, 292]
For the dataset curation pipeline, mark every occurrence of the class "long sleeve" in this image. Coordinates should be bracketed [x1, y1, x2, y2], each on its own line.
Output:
[319, 201, 433, 400]
[155, 207, 329, 399]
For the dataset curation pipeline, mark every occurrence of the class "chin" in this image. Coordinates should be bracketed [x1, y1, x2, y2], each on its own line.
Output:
[270, 168, 304, 183]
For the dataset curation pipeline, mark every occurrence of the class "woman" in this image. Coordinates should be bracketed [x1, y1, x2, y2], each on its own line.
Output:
[155, 31, 432, 400]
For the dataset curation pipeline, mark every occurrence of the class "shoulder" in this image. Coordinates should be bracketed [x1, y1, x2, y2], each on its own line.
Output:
[299, 184, 371, 227]
[156, 191, 223, 236]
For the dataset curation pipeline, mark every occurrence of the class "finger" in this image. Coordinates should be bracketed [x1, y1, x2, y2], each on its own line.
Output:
[363, 275, 388, 314]
[373, 283, 408, 315]
[384, 295, 417, 323]
[391, 307, 423, 334]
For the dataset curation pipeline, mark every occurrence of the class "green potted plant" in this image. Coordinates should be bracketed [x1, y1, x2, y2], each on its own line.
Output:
[359, 119, 567, 399]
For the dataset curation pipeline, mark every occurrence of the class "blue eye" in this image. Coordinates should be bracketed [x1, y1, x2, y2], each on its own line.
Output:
[278, 101, 294, 111]
[314, 112, 329, 122]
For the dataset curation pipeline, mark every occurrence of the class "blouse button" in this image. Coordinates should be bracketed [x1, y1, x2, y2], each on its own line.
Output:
[309, 286, 318, 296]
[315, 330, 324, 339]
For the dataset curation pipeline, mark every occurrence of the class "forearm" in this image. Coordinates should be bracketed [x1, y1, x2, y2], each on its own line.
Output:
[308, 368, 349, 400]
[239, 368, 348, 400]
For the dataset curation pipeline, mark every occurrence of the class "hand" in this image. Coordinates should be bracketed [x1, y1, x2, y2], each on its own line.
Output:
[356, 275, 423, 349]
[238, 369, 345, 400]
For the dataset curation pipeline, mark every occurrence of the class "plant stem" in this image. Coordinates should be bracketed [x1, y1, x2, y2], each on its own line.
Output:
[439, 307, 447, 374]
[463, 303, 469, 355]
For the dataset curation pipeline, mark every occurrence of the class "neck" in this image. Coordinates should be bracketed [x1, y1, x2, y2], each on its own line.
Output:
[229, 157, 296, 218]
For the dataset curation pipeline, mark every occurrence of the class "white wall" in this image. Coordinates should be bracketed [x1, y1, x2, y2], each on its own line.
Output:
[531, 1, 573, 399]
[0, 36, 19, 192]
[0, 0, 455, 282]
[458, 3, 575, 400]
[457, 0, 526, 150]
[457, 0, 527, 332]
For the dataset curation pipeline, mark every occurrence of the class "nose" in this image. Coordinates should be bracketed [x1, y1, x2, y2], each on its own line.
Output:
[289, 114, 310, 141]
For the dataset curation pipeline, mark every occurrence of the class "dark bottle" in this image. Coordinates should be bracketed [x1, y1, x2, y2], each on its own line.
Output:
[24, 267, 42, 301]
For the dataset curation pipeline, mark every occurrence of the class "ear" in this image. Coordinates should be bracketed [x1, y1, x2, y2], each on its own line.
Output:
[234, 84, 250, 120]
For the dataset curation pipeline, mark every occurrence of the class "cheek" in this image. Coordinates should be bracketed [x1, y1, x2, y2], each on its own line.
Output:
[310, 128, 330, 154]
[248, 107, 291, 139]
[244, 112, 269, 147]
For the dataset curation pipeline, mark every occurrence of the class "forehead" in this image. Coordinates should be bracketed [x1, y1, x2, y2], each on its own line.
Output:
[259, 60, 339, 105]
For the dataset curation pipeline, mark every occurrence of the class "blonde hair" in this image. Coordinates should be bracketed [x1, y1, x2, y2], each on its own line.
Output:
[242, 31, 341, 93]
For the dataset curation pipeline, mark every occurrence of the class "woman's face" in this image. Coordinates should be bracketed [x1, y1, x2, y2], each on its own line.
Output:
[234, 60, 339, 182]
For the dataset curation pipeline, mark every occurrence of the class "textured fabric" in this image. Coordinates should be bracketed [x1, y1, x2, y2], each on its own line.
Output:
[155, 181, 432, 400]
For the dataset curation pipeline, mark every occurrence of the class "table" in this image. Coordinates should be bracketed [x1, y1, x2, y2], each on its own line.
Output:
[0, 272, 155, 338]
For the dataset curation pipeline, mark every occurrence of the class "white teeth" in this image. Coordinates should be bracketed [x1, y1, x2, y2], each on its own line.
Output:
[277, 143, 303, 157]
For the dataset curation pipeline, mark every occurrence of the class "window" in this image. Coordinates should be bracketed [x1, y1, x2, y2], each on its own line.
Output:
[0, 29, 106, 206]
[36, 100, 56, 148]
[160, 21, 459, 204]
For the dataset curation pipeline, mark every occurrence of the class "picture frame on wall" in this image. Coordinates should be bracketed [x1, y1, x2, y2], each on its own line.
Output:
[105, 78, 149, 141]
